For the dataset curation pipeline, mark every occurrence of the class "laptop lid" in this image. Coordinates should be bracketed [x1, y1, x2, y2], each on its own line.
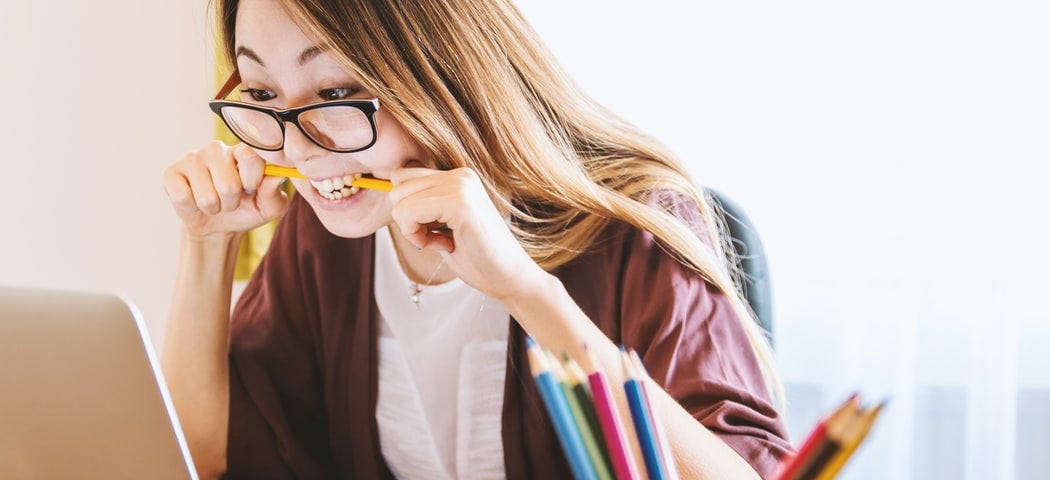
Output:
[0, 286, 199, 480]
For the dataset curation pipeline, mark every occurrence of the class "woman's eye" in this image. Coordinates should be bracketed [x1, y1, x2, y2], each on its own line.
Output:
[318, 87, 359, 101]
[239, 88, 276, 102]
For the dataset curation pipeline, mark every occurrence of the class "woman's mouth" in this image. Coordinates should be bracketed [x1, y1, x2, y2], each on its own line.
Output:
[309, 173, 372, 200]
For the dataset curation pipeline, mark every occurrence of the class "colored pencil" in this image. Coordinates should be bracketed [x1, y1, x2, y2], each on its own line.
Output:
[526, 338, 598, 480]
[814, 400, 886, 480]
[582, 349, 644, 480]
[628, 351, 680, 480]
[773, 393, 859, 480]
[622, 349, 670, 480]
[562, 356, 616, 480]
[789, 398, 860, 480]
[263, 164, 393, 191]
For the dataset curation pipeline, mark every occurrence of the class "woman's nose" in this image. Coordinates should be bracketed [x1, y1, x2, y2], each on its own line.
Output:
[281, 121, 327, 166]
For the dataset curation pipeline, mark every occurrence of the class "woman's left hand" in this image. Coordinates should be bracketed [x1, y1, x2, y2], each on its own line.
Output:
[388, 166, 546, 302]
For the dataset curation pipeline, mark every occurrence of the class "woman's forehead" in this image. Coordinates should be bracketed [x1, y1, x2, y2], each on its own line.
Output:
[234, 0, 320, 67]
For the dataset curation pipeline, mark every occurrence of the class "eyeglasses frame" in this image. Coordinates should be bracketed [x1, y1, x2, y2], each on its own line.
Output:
[208, 70, 380, 153]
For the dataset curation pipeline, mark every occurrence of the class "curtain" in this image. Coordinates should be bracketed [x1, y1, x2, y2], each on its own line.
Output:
[777, 280, 1050, 479]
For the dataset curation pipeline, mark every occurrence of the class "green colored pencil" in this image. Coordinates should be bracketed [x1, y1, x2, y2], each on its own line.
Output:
[547, 351, 615, 480]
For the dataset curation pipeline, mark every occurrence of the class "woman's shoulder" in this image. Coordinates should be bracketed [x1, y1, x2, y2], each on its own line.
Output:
[551, 189, 724, 319]
[566, 188, 713, 269]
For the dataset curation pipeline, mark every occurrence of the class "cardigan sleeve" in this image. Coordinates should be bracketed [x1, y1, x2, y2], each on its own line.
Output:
[616, 211, 793, 478]
[223, 197, 334, 479]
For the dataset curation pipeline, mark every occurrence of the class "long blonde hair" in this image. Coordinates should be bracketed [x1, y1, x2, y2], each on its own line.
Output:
[217, 0, 782, 403]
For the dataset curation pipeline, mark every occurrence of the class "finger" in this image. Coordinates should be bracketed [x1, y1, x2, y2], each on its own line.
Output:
[388, 170, 451, 205]
[206, 149, 244, 212]
[183, 162, 222, 215]
[397, 217, 430, 251]
[421, 229, 455, 253]
[233, 143, 265, 194]
[400, 223, 454, 253]
[390, 166, 441, 184]
[389, 166, 443, 198]
[392, 193, 459, 249]
[162, 166, 199, 214]
[254, 175, 290, 221]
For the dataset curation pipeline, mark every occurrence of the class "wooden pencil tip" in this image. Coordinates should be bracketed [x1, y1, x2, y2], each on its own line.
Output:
[620, 350, 635, 378]
[525, 343, 548, 377]
[870, 398, 889, 415]
[545, 350, 567, 381]
[578, 347, 598, 374]
[628, 349, 648, 376]
[564, 357, 588, 385]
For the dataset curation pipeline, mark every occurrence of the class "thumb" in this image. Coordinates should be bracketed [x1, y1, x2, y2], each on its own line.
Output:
[255, 175, 290, 221]
[233, 143, 266, 194]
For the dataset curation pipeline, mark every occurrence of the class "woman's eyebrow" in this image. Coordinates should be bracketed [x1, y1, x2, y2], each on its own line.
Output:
[234, 45, 326, 68]
[297, 45, 326, 65]
[235, 46, 265, 67]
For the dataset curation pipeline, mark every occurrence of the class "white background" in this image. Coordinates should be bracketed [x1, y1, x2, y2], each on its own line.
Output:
[2, 1, 1047, 478]
[0, 2, 212, 341]
[516, 2, 1050, 478]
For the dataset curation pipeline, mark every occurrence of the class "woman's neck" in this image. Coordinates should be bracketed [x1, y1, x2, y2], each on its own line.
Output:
[385, 224, 457, 285]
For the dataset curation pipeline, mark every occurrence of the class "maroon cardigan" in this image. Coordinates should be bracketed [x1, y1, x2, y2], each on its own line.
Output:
[224, 195, 792, 479]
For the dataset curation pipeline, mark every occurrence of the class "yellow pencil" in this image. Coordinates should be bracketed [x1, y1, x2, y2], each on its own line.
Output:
[263, 164, 393, 192]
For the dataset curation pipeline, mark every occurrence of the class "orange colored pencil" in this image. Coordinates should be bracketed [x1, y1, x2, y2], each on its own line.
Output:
[813, 400, 886, 480]
[773, 393, 860, 480]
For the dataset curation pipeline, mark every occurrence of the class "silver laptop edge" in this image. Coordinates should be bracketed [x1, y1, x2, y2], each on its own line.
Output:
[122, 296, 200, 480]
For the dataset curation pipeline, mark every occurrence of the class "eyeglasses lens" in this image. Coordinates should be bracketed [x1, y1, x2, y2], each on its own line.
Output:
[220, 107, 283, 150]
[299, 106, 372, 151]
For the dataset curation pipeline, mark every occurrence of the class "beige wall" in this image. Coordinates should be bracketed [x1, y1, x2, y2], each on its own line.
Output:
[0, 1, 214, 348]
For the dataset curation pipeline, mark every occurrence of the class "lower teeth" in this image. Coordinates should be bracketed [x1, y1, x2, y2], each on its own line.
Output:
[322, 186, 359, 200]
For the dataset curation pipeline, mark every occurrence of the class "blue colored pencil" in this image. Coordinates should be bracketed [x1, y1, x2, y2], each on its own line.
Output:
[622, 349, 670, 480]
[526, 337, 599, 480]
[630, 350, 680, 480]
[551, 353, 615, 480]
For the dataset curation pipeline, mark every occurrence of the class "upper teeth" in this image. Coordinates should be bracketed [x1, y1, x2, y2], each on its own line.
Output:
[311, 173, 363, 200]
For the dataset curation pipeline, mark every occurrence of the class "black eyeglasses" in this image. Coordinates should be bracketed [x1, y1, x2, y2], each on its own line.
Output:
[208, 70, 380, 153]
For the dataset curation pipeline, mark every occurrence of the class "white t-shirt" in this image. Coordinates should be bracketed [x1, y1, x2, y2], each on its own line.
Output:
[373, 226, 509, 480]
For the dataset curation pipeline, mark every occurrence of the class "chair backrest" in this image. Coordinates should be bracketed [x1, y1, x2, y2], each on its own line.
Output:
[704, 188, 774, 346]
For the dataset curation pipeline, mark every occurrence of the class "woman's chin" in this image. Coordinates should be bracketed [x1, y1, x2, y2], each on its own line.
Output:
[301, 184, 388, 238]
[314, 214, 383, 239]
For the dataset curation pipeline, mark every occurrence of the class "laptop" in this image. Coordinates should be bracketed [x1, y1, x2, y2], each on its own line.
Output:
[0, 286, 199, 479]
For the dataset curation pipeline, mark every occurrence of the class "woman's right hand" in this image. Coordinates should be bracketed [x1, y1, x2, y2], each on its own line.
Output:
[163, 141, 290, 239]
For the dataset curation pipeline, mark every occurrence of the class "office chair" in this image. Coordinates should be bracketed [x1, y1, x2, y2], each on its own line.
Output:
[705, 188, 774, 347]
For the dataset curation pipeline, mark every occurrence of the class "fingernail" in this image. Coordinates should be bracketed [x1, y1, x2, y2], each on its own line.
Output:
[415, 245, 422, 251]
[244, 189, 256, 195]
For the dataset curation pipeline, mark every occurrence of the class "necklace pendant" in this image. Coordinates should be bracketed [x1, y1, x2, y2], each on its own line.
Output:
[410, 283, 422, 309]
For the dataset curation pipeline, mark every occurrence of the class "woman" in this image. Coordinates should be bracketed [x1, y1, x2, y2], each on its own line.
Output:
[161, 0, 792, 478]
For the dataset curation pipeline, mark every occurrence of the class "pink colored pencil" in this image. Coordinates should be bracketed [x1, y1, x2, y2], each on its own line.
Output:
[585, 357, 642, 480]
